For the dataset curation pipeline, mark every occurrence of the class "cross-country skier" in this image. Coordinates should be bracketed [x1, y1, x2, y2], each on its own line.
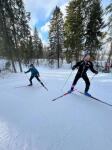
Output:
[24, 64, 44, 87]
[69, 54, 98, 96]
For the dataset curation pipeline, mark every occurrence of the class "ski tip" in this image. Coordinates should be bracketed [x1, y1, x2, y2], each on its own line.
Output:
[52, 99, 56, 101]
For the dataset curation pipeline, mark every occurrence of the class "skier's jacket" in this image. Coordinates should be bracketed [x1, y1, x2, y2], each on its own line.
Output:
[25, 66, 40, 76]
[72, 60, 98, 76]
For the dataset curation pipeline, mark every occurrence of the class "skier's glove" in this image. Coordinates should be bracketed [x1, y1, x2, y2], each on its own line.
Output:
[72, 66, 75, 70]
[95, 71, 98, 74]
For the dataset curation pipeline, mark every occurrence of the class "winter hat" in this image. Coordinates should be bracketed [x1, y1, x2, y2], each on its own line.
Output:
[84, 49, 90, 58]
[30, 64, 34, 67]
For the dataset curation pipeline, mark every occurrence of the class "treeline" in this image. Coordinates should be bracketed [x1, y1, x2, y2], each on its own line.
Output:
[48, 0, 105, 68]
[48, 0, 112, 69]
[0, 0, 112, 71]
[0, 0, 43, 72]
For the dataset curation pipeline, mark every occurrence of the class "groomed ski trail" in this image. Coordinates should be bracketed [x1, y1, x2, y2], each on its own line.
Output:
[0, 69, 112, 150]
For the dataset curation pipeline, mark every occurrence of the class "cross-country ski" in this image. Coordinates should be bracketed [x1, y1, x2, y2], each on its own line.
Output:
[52, 90, 72, 101]
[73, 89, 112, 107]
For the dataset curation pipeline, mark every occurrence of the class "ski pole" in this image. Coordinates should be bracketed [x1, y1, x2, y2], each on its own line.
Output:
[61, 70, 73, 91]
[90, 74, 96, 81]
[38, 79, 48, 91]
[24, 72, 29, 80]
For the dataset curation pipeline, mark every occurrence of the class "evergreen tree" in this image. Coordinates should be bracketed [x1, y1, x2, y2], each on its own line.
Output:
[38, 39, 43, 59]
[106, 1, 112, 36]
[64, 0, 84, 63]
[23, 36, 34, 65]
[0, 0, 17, 72]
[85, 0, 104, 59]
[0, 0, 31, 72]
[33, 27, 43, 64]
[106, 1, 112, 64]
[49, 6, 64, 68]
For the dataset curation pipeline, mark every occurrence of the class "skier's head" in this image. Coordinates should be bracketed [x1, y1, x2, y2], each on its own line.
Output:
[30, 64, 34, 67]
[83, 54, 90, 61]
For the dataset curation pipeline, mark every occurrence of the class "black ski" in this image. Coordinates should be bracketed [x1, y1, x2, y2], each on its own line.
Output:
[52, 91, 71, 101]
[15, 85, 42, 89]
[74, 89, 112, 107]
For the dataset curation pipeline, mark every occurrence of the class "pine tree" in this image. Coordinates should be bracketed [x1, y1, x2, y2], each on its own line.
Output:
[33, 27, 43, 65]
[106, 1, 112, 64]
[11, 0, 31, 71]
[0, 0, 31, 72]
[64, 0, 84, 63]
[85, 0, 104, 59]
[38, 39, 43, 59]
[106, 1, 112, 37]
[23, 36, 34, 65]
[0, 0, 19, 72]
[49, 6, 64, 68]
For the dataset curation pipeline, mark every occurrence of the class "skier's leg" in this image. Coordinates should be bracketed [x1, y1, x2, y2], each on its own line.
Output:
[71, 74, 81, 91]
[29, 75, 34, 86]
[35, 75, 44, 86]
[72, 74, 81, 85]
[82, 74, 90, 93]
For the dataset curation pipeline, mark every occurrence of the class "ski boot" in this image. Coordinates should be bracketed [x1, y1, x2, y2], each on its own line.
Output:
[68, 86, 74, 93]
[85, 92, 91, 97]
[28, 84, 32, 86]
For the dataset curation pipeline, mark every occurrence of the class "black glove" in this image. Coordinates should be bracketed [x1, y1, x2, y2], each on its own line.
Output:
[24, 71, 26, 74]
[72, 66, 75, 70]
[95, 71, 98, 74]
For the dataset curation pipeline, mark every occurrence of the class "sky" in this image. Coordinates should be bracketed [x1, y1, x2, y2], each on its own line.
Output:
[23, 0, 111, 45]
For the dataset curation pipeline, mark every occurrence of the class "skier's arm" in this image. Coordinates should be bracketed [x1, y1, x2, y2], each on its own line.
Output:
[24, 69, 31, 73]
[72, 62, 81, 70]
[90, 62, 98, 74]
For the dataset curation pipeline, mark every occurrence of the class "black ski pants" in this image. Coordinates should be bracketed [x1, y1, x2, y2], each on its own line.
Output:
[29, 75, 44, 86]
[72, 73, 90, 93]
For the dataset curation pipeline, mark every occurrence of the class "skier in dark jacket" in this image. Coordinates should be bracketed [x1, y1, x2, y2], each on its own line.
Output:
[25, 64, 43, 86]
[69, 54, 98, 96]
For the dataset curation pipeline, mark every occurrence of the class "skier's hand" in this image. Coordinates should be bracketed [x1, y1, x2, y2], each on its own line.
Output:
[95, 71, 98, 74]
[24, 71, 26, 74]
[72, 66, 75, 70]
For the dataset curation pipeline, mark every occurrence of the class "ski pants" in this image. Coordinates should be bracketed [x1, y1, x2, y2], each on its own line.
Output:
[72, 73, 90, 93]
[29, 75, 44, 86]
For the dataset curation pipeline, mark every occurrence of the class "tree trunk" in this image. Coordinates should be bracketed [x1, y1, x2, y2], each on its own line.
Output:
[108, 41, 112, 63]
[57, 49, 60, 69]
[57, 37, 60, 69]
[12, 22, 23, 72]
[11, 59, 16, 73]
[18, 58, 22, 72]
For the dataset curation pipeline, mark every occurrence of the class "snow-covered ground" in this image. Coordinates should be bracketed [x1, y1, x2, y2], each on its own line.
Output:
[0, 67, 112, 150]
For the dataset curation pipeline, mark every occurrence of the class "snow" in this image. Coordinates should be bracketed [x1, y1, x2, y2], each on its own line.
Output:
[0, 67, 112, 150]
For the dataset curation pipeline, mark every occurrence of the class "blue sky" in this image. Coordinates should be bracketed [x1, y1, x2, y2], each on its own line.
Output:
[24, 0, 111, 45]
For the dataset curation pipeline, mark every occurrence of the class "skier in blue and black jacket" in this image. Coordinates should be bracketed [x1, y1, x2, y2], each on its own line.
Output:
[25, 64, 43, 86]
